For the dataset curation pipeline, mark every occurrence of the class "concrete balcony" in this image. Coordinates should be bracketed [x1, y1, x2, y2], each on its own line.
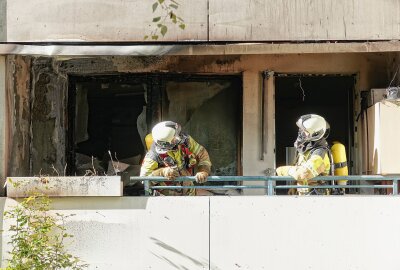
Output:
[2, 196, 400, 269]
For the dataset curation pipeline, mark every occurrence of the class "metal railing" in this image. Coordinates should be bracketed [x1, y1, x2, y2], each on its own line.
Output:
[129, 175, 400, 196]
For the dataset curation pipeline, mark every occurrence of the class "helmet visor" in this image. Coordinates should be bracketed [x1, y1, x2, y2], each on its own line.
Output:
[156, 136, 181, 151]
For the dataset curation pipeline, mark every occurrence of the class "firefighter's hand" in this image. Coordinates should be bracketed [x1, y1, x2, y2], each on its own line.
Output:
[276, 166, 291, 176]
[195, 171, 208, 183]
[162, 167, 179, 180]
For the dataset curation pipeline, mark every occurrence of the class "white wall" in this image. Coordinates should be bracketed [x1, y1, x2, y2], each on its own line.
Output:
[4, 0, 400, 42]
[6, 0, 208, 42]
[209, 0, 400, 41]
[2, 196, 400, 270]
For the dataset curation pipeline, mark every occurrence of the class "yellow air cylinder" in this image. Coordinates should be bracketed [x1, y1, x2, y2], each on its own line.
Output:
[331, 141, 348, 185]
[145, 133, 153, 151]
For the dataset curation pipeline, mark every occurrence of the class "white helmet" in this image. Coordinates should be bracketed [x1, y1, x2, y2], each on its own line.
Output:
[152, 121, 182, 151]
[295, 114, 327, 143]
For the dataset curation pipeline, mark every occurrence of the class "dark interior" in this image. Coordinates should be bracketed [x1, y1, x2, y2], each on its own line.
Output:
[68, 74, 243, 194]
[76, 82, 146, 160]
[275, 74, 355, 170]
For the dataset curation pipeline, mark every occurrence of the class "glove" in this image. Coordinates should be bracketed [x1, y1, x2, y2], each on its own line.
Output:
[276, 166, 292, 176]
[162, 167, 179, 180]
[195, 171, 209, 183]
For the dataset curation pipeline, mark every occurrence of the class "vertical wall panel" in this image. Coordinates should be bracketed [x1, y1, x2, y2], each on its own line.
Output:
[1, 197, 210, 269]
[210, 196, 400, 270]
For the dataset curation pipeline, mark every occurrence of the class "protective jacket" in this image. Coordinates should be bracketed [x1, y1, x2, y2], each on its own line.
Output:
[140, 133, 212, 195]
[277, 139, 331, 195]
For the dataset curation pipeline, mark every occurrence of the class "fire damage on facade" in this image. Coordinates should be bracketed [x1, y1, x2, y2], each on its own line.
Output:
[4, 51, 400, 195]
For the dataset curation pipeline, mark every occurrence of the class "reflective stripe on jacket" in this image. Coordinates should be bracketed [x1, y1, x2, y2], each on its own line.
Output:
[140, 135, 212, 196]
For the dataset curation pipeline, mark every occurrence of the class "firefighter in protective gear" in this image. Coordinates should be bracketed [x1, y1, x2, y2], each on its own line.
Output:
[276, 114, 331, 195]
[140, 121, 212, 196]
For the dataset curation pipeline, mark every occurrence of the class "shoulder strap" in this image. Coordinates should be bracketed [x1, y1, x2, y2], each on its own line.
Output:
[180, 133, 190, 147]
[309, 147, 328, 158]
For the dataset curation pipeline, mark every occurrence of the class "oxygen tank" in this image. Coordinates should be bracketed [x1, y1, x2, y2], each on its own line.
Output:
[331, 141, 348, 186]
[145, 134, 153, 151]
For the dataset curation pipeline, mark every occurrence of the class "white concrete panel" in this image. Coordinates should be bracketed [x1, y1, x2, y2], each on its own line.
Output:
[1, 197, 210, 270]
[6, 176, 123, 197]
[209, 0, 400, 41]
[210, 196, 400, 270]
[2, 196, 400, 269]
[7, 0, 207, 42]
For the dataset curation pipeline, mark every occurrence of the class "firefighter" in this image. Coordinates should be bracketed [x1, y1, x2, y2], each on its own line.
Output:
[140, 121, 212, 196]
[276, 114, 332, 195]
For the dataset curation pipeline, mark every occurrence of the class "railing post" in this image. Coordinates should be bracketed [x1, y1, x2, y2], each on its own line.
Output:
[144, 180, 150, 196]
[393, 178, 398, 195]
[267, 177, 274, 196]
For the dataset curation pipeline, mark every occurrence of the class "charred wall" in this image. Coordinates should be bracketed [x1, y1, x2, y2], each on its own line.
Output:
[30, 58, 68, 175]
[6, 55, 31, 176]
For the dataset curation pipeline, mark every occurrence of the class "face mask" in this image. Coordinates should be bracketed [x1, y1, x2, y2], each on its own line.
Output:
[294, 129, 310, 151]
[156, 135, 181, 151]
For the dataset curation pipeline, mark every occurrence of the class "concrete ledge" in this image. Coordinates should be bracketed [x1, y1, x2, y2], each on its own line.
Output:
[1, 41, 400, 56]
[6, 176, 122, 197]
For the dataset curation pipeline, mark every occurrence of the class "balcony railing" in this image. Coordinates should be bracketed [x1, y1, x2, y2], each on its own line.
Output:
[129, 175, 400, 196]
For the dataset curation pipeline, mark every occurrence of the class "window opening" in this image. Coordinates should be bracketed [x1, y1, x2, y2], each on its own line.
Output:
[68, 74, 243, 195]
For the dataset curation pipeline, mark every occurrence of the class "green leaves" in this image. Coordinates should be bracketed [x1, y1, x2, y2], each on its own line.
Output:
[145, 0, 186, 40]
[152, 2, 158, 12]
[170, 11, 177, 23]
[3, 193, 88, 269]
[160, 25, 168, 36]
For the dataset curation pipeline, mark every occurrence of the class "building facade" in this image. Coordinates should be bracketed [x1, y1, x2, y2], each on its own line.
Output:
[0, 0, 400, 193]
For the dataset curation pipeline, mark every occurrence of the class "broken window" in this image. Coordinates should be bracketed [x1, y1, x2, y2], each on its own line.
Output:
[68, 74, 242, 195]
[69, 76, 147, 186]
